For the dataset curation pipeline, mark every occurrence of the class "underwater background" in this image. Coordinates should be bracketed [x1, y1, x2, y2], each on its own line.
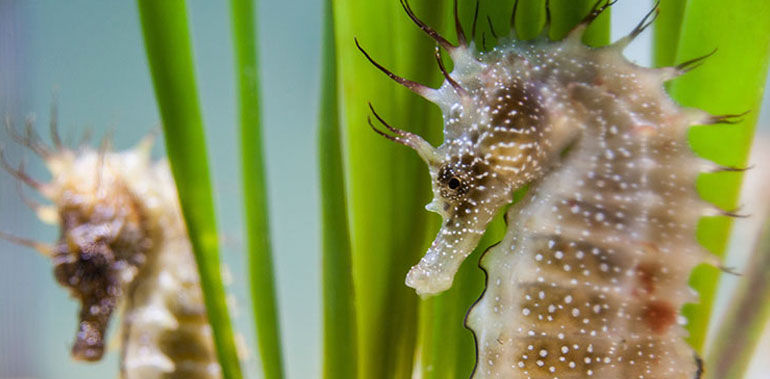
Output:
[0, 0, 769, 378]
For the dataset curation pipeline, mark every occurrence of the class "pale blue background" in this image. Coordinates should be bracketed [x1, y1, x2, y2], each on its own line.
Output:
[0, 1, 321, 378]
[0, 1, 768, 378]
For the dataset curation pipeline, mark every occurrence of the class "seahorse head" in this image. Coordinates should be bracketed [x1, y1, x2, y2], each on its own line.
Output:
[1, 129, 154, 361]
[356, 0, 608, 295]
[363, 36, 560, 295]
[363, 0, 709, 296]
[46, 149, 152, 361]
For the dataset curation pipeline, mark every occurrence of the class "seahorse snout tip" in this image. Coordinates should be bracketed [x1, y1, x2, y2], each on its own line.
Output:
[71, 320, 106, 361]
[406, 223, 488, 296]
[405, 264, 453, 297]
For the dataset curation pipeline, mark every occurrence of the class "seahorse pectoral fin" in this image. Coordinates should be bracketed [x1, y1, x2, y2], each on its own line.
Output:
[406, 221, 486, 296]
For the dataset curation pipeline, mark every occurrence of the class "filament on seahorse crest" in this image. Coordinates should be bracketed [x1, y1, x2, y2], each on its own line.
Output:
[359, 0, 742, 377]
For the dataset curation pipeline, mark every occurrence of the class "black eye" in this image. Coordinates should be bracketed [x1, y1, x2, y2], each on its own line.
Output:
[448, 177, 461, 190]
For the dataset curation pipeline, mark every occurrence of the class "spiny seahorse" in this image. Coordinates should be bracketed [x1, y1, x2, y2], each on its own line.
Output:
[0, 116, 221, 379]
[357, 1, 743, 377]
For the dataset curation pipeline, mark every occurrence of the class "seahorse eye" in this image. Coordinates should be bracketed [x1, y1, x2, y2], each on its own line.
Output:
[438, 165, 471, 202]
[447, 177, 461, 190]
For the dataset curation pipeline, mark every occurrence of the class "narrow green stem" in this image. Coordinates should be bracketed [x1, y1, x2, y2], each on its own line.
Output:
[319, 0, 357, 377]
[229, 0, 285, 378]
[136, 1, 242, 378]
[706, 212, 770, 379]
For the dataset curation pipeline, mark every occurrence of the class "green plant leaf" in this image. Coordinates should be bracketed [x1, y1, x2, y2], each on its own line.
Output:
[549, 0, 611, 44]
[136, 1, 243, 377]
[229, 0, 285, 377]
[333, 1, 447, 377]
[653, 0, 688, 67]
[319, 0, 357, 378]
[669, 0, 770, 353]
[508, 0, 610, 43]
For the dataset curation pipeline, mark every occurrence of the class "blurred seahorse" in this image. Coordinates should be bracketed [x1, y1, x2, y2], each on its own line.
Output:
[0, 113, 221, 379]
[357, 0, 745, 377]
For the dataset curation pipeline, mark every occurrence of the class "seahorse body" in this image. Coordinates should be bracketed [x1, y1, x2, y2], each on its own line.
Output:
[463, 35, 709, 377]
[10, 139, 221, 378]
[362, 2, 727, 378]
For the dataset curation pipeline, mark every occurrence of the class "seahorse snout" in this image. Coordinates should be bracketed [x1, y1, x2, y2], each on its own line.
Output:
[405, 221, 485, 296]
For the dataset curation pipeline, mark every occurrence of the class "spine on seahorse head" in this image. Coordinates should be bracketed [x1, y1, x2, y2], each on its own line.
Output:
[358, 1, 741, 378]
[1, 127, 221, 378]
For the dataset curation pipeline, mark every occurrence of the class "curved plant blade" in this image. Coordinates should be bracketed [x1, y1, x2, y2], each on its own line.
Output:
[229, 0, 285, 377]
[136, 1, 243, 377]
[319, 0, 357, 377]
[333, 0, 446, 377]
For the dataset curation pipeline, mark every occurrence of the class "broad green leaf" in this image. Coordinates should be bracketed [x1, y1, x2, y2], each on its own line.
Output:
[550, 0, 611, 44]
[333, 1, 445, 377]
[653, 0, 688, 67]
[669, 0, 770, 353]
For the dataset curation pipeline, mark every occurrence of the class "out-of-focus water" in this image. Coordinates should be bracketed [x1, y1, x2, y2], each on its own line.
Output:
[0, 1, 767, 378]
[0, 1, 321, 378]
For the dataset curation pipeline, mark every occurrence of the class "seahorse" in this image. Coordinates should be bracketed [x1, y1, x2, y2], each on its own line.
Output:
[357, 1, 742, 377]
[0, 117, 221, 378]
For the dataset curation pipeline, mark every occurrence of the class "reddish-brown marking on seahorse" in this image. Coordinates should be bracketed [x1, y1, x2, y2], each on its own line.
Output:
[644, 300, 677, 334]
[635, 261, 660, 295]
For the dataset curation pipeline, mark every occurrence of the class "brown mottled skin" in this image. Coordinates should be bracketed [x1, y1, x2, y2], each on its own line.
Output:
[363, 1, 727, 378]
[52, 187, 151, 361]
[2, 139, 221, 378]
